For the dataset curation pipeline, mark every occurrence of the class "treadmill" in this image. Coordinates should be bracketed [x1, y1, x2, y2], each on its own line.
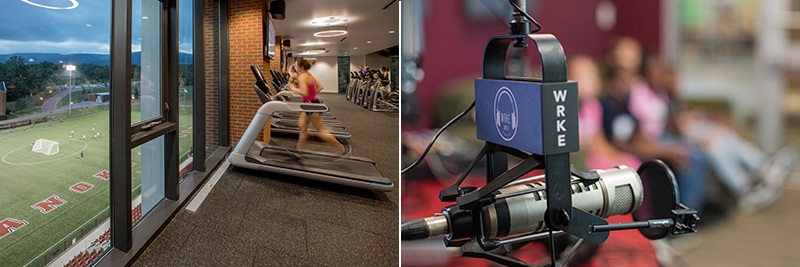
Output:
[251, 65, 338, 122]
[249, 66, 350, 138]
[252, 82, 340, 125]
[229, 100, 394, 191]
[251, 82, 351, 138]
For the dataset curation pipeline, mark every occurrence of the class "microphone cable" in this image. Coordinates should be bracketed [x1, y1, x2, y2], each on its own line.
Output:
[401, 101, 475, 174]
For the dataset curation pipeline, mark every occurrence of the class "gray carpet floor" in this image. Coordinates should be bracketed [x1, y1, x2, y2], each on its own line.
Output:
[132, 93, 399, 266]
[672, 178, 800, 267]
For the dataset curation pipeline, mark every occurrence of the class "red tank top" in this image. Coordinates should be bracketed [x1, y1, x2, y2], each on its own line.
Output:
[303, 74, 317, 102]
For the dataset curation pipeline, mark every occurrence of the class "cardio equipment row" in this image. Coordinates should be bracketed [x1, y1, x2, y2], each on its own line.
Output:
[228, 65, 394, 192]
[345, 69, 398, 112]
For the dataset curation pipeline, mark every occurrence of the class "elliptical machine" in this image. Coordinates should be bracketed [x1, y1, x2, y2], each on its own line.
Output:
[365, 69, 398, 112]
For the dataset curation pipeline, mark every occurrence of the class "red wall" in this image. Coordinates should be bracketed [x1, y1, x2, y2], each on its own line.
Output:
[614, 0, 661, 52]
[409, 0, 660, 129]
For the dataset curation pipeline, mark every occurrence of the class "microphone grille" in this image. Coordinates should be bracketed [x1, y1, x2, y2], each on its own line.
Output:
[610, 184, 635, 215]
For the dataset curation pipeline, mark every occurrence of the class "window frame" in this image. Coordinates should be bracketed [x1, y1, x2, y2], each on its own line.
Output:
[99, 0, 225, 264]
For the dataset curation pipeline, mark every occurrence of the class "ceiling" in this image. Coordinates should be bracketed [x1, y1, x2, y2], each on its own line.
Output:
[270, 0, 399, 57]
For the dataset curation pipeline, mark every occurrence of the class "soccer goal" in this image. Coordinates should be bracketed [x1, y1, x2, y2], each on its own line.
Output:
[32, 139, 60, 156]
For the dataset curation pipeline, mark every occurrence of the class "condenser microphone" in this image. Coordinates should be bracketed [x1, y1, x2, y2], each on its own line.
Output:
[401, 165, 643, 241]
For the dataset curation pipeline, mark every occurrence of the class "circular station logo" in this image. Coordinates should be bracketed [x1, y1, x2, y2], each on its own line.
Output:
[494, 87, 518, 141]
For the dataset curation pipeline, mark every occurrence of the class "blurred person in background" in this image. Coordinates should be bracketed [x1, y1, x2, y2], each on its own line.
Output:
[642, 53, 798, 213]
[571, 54, 642, 170]
[381, 66, 390, 81]
[288, 65, 299, 86]
[567, 54, 651, 265]
[599, 37, 711, 213]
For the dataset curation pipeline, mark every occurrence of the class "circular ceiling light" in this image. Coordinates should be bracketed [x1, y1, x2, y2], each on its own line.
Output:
[20, 0, 79, 10]
[313, 26, 348, 37]
[310, 16, 349, 26]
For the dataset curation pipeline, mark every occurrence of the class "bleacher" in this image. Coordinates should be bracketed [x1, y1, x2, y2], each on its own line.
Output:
[63, 203, 143, 267]
[63, 249, 103, 267]
[132, 204, 142, 224]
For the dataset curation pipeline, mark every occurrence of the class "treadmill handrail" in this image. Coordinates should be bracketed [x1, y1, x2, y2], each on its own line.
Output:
[268, 101, 329, 115]
[275, 90, 298, 98]
[234, 101, 331, 155]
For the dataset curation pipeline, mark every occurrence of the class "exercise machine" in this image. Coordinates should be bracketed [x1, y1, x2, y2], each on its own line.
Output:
[364, 70, 398, 112]
[250, 84, 351, 139]
[249, 66, 350, 139]
[345, 71, 360, 101]
[229, 99, 394, 192]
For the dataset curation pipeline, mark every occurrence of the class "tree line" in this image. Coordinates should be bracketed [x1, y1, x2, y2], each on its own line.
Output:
[1, 56, 194, 103]
[0, 56, 111, 102]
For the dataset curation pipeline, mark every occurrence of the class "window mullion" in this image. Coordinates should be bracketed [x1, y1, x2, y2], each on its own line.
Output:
[110, 0, 134, 253]
[164, 0, 180, 201]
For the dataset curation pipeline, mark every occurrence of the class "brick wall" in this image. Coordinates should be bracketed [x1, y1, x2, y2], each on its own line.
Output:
[203, 0, 219, 147]
[204, 0, 283, 146]
[228, 0, 268, 146]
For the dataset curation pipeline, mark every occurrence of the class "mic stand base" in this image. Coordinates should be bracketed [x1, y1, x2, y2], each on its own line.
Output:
[460, 231, 589, 267]
[461, 240, 538, 267]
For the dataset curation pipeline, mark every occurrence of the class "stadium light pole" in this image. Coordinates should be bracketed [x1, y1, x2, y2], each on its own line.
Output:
[66, 65, 76, 114]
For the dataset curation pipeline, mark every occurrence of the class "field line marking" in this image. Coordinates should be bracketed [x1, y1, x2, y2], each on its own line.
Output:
[2, 140, 87, 166]
[23, 184, 143, 267]
[23, 207, 109, 267]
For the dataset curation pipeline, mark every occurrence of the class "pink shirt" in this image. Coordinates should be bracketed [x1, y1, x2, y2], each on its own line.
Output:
[628, 78, 669, 140]
[579, 98, 603, 140]
[302, 74, 317, 102]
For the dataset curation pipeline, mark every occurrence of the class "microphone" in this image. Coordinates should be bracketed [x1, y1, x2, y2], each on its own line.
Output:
[401, 165, 643, 241]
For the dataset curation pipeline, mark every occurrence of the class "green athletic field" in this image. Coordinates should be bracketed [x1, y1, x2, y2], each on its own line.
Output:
[0, 105, 194, 266]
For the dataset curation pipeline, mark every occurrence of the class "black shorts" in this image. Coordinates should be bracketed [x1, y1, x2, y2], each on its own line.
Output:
[303, 99, 321, 117]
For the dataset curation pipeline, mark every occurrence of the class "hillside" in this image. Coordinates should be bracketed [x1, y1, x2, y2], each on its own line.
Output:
[0, 52, 194, 66]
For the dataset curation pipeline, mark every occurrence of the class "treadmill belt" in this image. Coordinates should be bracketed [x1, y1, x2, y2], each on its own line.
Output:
[274, 112, 334, 119]
[245, 147, 391, 185]
[270, 121, 350, 138]
[271, 118, 341, 127]
[272, 120, 346, 131]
